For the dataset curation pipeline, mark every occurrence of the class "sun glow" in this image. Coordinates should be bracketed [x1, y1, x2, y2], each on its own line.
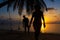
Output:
[41, 15, 51, 33]
[41, 20, 45, 33]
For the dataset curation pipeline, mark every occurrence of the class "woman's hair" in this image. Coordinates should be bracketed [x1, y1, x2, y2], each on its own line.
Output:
[34, 5, 41, 10]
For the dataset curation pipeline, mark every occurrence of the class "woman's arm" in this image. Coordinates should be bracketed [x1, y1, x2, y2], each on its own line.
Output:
[30, 17, 33, 25]
[29, 13, 34, 27]
[41, 13, 46, 28]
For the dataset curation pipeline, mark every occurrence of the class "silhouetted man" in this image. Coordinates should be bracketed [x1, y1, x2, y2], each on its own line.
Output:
[29, 5, 46, 40]
[23, 15, 29, 34]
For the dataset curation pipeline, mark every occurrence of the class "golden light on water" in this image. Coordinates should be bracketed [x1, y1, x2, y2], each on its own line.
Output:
[41, 24, 45, 33]
[41, 15, 51, 33]
[41, 20, 45, 33]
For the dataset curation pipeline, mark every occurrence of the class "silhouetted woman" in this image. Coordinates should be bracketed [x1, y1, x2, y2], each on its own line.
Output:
[29, 5, 46, 40]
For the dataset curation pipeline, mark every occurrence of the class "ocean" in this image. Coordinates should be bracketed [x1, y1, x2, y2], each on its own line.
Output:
[0, 23, 60, 34]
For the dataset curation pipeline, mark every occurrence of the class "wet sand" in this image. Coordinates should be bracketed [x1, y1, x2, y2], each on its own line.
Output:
[0, 30, 60, 40]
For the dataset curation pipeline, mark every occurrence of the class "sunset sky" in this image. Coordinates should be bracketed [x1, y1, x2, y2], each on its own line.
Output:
[0, 0, 60, 33]
[0, 0, 60, 23]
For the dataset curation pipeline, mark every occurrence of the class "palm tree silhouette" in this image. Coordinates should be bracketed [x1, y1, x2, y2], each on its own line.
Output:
[0, 0, 53, 14]
[0, 0, 55, 15]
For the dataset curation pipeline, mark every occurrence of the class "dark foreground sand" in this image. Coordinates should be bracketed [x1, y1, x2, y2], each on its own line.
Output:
[0, 30, 60, 40]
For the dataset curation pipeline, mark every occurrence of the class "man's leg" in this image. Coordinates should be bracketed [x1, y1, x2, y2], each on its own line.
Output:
[25, 26, 26, 33]
[28, 26, 30, 34]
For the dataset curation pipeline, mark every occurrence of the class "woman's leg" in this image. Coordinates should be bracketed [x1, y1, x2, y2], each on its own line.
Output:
[28, 26, 30, 35]
[34, 24, 41, 40]
[34, 25, 39, 40]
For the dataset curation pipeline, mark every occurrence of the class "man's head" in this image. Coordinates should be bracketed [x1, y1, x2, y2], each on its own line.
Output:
[23, 15, 25, 18]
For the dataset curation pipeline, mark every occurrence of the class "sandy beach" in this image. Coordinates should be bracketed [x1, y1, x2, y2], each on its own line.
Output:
[0, 30, 60, 40]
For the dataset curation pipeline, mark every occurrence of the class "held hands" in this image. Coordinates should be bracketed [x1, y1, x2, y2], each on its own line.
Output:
[29, 25, 31, 28]
[29, 23, 31, 27]
[29, 21, 32, 27]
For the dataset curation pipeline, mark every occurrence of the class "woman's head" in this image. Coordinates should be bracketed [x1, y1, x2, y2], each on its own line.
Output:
[34, 5, 41, 11]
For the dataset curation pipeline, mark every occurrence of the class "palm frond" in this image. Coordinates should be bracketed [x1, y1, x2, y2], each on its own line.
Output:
[13, 0, 18, 11]
[0, 0, 49, 15]
[50, 0, 55, 2]
[0, 1, 8, 8]
[25, 0, 34, 14]
[18, 0, 25, 15]
[7, 0, 15, 11]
